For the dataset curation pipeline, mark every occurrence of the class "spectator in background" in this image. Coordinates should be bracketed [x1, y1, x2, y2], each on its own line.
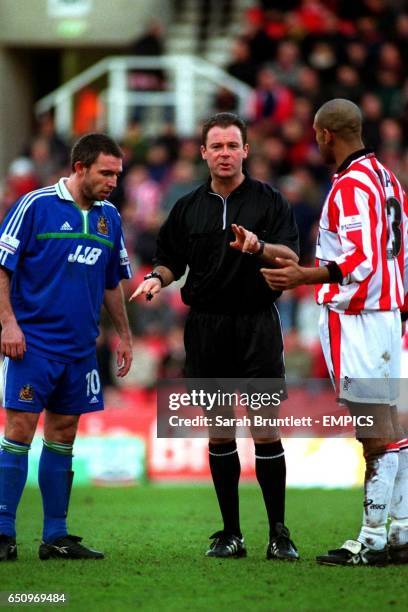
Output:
[123, 164, 162, 232]
[279, 174, 317, 263]
[281, 118, 313, 167]
[122, 121, 150, 164]
[35, 112, 70, 169]
[29, 137, 59, 186]
[133, 213, 162, 268]
[226, 38, 257, 87]
[261, 136, 291, 180]
[246, 154, 271, 184]
[247, 67, 294, 131]
[395, 13, 408, 66]
[306, 41, 338, 87]
[213, 87, 238, 114]
[295, 65, 326, 111]
[129, 20, 165, 92]
[269, 40, 304, 88]
[145, 143, 171, 185]
[378, 117, 404, 174]
[344, 40, 370, 78]
[331, 65, 364, 103]
[375, 69, 403, 117]
[162, 160, 200, 214]
[361, 92, 383, 150]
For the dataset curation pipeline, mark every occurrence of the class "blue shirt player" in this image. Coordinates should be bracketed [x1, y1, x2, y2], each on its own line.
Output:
[0, 133, 132, 561]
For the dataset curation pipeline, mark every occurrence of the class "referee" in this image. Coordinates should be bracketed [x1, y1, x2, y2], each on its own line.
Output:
[131, 113, 299, 560]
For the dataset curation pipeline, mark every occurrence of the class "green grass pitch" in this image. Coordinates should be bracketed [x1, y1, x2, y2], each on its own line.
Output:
[2, 485, 407, 611]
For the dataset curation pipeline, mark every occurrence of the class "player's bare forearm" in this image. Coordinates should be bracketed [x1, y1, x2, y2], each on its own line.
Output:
[261, 259, 330, 290]
[0, 266, 26, 358]
[259, 244, 299, 266]
[0, 267, 16, 325]
[104, 284, 132, 342]
[104, 284, 133, 377]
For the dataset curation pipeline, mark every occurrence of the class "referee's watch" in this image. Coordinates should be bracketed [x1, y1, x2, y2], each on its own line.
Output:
[255, 240, 265, 256]
[144, 271, 164, 286]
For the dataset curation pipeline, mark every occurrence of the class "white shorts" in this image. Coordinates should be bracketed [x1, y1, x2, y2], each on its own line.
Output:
[319, 307, 401, 404]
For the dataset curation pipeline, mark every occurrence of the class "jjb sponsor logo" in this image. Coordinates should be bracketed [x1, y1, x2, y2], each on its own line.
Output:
[68, 245, 102, 265]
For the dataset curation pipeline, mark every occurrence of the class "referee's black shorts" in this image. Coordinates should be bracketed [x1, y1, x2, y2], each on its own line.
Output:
[184, 305, 285, 379]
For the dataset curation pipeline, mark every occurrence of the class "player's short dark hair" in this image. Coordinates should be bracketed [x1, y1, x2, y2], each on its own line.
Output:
[71, 133, 123, 170]
[201, 113, 247, 146]
[315, 99, 362, 141]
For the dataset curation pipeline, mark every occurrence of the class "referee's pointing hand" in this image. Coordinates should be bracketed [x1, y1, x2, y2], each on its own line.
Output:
[129, 277, 161, 302]
[230, 224, 260, 254]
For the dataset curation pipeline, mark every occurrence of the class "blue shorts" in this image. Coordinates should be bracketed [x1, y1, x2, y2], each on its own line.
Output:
[2, 350, 104, 415]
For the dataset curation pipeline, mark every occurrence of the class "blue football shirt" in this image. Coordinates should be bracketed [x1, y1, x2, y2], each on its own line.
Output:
[0, 179, 132, 362]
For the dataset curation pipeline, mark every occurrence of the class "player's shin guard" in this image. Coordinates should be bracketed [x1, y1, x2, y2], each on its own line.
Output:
[209, 441, 241, 536]
[38, 440, 73, 543]
[0, 439, 30, 537]
[358, 449, 398, 550]
[389, 445, 408, 547]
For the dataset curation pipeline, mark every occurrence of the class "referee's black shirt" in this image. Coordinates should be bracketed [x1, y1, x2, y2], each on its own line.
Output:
[154, 175, 299, 314]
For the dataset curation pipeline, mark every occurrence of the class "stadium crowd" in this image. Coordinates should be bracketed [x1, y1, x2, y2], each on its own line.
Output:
[1, 0, 408, 390]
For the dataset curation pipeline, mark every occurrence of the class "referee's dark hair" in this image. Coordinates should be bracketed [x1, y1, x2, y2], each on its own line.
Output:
[71, 133, 123, 170]
[201, 113, 247, 146]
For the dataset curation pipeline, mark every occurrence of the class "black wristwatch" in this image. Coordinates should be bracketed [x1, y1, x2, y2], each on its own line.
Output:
[144, 271, 164, 286]
[255, 240, 265, 256]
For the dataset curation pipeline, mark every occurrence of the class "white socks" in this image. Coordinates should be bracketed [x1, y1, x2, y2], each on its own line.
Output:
[358, 451, 398, 550]
[389, 448, 408, 547]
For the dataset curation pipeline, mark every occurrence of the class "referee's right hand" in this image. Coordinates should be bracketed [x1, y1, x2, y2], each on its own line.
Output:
[129, 278, 162, 302]
[1, 319, 26, 359]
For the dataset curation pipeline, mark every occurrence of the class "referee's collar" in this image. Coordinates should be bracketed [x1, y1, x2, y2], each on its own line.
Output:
[206, 172, 251, 196]
[335, 148, 374, 176]
[55, 178, 104, 207]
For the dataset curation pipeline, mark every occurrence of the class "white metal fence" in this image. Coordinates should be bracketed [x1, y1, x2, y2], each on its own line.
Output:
[35, 55, 253, 138]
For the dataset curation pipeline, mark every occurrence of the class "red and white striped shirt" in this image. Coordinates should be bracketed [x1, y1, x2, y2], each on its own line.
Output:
[315, 150, 408, 313]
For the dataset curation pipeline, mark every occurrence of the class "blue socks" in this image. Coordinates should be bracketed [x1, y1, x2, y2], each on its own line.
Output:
[0, 438, 30, 537]
[38, 440, 73, 543]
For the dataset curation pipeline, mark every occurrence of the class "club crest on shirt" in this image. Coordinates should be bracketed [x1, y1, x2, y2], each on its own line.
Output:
[97, 216, 109, 236]
[19, 384, 34, 402]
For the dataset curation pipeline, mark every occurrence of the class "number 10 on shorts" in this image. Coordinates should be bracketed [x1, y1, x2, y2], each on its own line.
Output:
[86, 369, 101, 397]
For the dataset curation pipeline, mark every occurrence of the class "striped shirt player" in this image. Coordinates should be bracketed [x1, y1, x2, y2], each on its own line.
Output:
[260, 100, 408, 566]
[315, 149, 408, 401]
[1, 178, 131, 413]
[316, 150, 407, 313]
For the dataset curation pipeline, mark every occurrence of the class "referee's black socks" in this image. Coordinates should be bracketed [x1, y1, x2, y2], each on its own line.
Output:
[208, 440, 241, 537]
[255, 440, 286, 538]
